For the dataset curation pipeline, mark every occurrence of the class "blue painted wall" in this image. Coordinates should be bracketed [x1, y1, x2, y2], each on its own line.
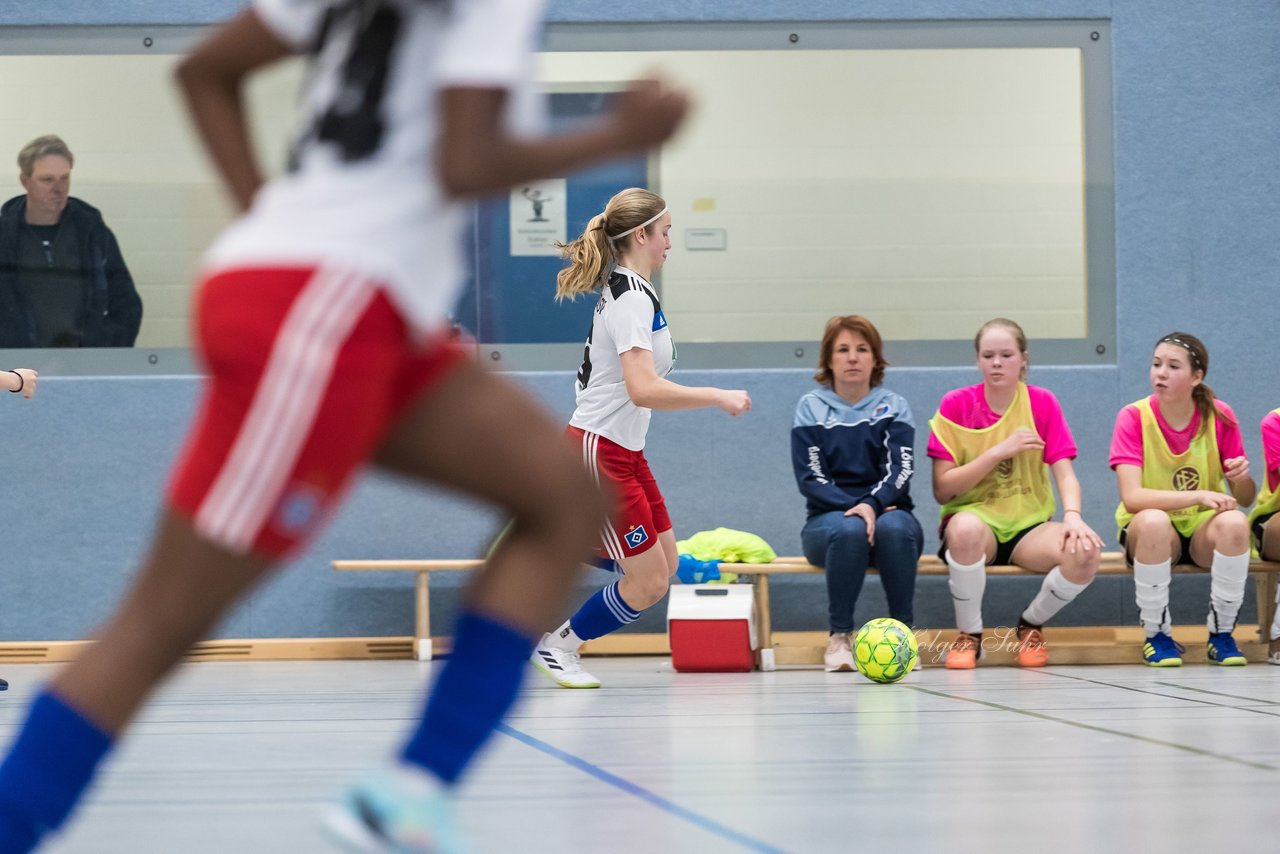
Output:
[0, 1, 1277, 640]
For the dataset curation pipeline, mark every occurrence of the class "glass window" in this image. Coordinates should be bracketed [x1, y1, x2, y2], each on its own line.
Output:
[0, 20, 1112, 374]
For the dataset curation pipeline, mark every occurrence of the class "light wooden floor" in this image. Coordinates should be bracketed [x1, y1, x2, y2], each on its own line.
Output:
[1, 657, 1275, 853]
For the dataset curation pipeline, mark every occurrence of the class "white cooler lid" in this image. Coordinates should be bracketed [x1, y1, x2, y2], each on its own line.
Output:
[666, 584, 757, 650]
[666, 584, 755, 621]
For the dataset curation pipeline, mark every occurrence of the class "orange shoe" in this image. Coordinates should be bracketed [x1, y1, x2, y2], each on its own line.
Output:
[944, 632, 980, 670]
[1016, 625, 1049, 667]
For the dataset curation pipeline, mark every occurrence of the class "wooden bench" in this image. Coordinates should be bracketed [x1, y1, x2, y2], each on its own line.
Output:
[742, 554, 1280, 668]
[333, 553, 1280, 667]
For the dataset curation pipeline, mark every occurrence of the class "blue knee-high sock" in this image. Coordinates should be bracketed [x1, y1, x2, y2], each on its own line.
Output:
[568, 580, 641, 641]
[400, 611, 535, 785]
[0, 691, 113, 852]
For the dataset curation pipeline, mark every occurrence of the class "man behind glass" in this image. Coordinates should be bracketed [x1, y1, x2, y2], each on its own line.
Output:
[0, 135, 142, 347]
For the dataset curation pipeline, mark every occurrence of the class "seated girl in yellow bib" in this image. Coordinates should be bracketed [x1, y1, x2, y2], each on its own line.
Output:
[1247, 407, 1280, 665]
[929, 318, 1103, 669]
[1110, 332, 1255, 667]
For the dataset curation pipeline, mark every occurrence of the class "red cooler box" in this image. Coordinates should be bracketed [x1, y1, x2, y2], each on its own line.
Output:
[667, 584, 757, 672]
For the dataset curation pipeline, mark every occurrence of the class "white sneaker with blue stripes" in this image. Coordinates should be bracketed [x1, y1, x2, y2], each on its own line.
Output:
[531, 633, 601, 688]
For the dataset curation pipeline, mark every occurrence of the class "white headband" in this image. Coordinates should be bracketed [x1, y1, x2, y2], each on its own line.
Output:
[607, 207, 668, 242]
[1159, 335, 1203, 370]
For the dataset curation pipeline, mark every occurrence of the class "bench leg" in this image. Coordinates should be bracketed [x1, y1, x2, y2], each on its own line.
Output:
[415, 571, 432, 662]
[1258, 571, 1278, 645]
[753, 574, 775, 672]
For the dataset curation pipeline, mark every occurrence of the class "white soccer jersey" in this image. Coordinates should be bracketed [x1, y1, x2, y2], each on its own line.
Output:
[568, 266, 675, 451]
[204, 0, 546, 334]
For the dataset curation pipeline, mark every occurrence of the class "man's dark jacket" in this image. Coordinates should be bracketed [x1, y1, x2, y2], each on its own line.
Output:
[0, 195, 143, 347]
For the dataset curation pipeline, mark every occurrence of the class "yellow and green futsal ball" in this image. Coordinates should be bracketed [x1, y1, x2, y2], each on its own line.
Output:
[853, 617, 918, 684]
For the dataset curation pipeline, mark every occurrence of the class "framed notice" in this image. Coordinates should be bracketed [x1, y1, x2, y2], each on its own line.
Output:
[509, 179, 567, 256]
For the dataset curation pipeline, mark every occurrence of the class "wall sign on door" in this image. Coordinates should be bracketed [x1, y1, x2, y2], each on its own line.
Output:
[510, 178, 566, 256]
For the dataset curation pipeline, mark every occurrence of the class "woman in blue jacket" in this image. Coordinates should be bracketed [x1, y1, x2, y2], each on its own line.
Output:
[791, 315, 922, 671]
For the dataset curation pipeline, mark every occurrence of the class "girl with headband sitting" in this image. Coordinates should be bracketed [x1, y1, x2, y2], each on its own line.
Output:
[1110, 332, 1255, 666]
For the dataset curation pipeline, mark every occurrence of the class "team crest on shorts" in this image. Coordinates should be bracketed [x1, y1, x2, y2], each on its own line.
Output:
[625, 524, 650, 549]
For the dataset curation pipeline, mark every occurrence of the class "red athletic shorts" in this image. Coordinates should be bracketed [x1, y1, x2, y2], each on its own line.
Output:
[567, 426, 671, 561]
[168, 265, 468, 558]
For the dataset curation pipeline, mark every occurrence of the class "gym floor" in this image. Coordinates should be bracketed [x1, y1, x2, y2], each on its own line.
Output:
[6, 657, 1276, 853]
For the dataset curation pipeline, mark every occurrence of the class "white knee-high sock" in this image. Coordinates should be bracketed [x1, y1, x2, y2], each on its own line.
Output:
[1021, 566, 1090, 626]
[1207, 550, 1250, 633]
[1133, 558, 1172, 635]
[946, 550, 986, 635]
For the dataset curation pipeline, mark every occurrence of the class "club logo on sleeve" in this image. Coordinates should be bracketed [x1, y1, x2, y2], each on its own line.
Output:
[624, 524, 650, 549]
[873, 402, 891, 418]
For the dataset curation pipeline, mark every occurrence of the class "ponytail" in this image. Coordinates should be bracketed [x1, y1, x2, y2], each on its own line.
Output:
[555, 213, 613, 301]
[554, 187, 667, 302]
[1191, 382, 1235, 437]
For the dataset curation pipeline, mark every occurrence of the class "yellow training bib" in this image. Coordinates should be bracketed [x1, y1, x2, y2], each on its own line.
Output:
[1247, 407, 1280, 554]
[1114, 397, 1225, 539]
[929, 383, 1056, 543]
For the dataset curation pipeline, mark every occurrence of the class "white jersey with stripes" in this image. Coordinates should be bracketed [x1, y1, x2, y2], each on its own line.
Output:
[204, 0, 545, 335]
[568, 266, 674, 452]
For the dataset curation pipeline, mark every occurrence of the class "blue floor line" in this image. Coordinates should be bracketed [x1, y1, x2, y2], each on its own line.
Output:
[497, 723, 788, 854]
